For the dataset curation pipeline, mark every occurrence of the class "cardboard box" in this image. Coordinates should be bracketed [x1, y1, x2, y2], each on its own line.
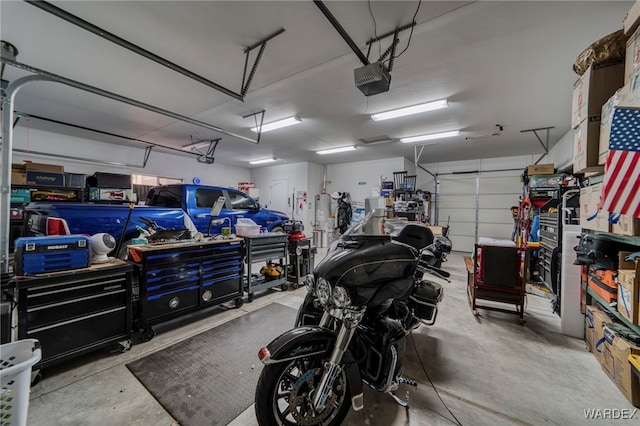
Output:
[625, 0, 640, 34]
[590, 311, 615, 377]
[11, 164, 26, 185]
[613, 215, 640, 237]
[574, 116, 602, 173]
[600, 71, 640, 164]
[603, 324, 640, 407]
[618, 270, 639, 324]
[527, 164, 554, 175]
[571, 60, 624, 129]
[23, 162, 64, 174]
[26, 171, 65, 187]
[626, 26, 640, 83]
[617, 251, 640, 324]
[579, 183, 610, 232]
[585, 305, 606, 351]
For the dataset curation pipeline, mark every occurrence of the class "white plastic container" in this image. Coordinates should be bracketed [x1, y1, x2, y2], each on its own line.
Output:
[0, 339, 42, 426]
[235, 218, 261, 237]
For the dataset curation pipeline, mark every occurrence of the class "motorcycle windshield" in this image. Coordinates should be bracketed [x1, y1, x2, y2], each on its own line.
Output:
[342, 209, 409, 238]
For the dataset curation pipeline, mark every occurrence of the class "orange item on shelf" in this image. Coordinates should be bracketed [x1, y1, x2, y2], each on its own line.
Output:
[587, 267, 618, 303]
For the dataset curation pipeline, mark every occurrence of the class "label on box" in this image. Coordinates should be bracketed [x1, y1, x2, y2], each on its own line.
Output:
[10, 188, 31, 204]
[89, 187, 132, 201]
[26, 171, 65, 187]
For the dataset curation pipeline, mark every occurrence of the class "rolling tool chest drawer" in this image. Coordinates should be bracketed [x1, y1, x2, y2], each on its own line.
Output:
[16, 261, 133, 369]
[128, 239, 244, 340]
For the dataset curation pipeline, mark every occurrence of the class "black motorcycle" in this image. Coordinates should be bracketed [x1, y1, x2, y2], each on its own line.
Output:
[255, 213, 452, 425]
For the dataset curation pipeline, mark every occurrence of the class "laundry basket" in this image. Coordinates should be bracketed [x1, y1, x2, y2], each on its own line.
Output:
[0, 339, 42, 426]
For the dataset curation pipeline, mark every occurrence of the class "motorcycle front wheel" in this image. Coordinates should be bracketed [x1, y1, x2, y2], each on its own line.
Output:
[255, 355, 351, 426]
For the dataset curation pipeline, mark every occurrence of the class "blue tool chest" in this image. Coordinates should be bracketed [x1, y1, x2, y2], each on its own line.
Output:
[14, 235, 91, 275]
[128, 239, 244, 340]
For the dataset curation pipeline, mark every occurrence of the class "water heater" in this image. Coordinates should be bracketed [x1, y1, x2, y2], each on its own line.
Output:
[315, 193, 332, 229]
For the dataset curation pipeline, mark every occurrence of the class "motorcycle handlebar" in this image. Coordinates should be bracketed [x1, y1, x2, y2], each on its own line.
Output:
[417, 262, 451, 282]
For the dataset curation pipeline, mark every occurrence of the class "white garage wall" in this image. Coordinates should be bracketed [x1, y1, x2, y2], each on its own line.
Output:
[325, 157, 407, 206]
[250, 162, 312, 230]
[9, 127, 250, 187]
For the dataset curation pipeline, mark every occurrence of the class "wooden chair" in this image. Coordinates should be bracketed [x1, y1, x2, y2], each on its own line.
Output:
[466, 243, 527, 323]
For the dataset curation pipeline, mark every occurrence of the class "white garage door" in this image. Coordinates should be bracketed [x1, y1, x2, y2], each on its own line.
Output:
[437, 173, 522, 253]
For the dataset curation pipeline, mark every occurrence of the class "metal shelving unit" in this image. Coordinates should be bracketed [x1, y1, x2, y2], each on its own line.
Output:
[583, 283, 640, 336]
[243, 233, 288, 302]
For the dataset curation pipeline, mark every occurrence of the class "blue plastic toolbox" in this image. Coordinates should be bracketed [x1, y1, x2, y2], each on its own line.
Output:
[14, 235, 91, 275]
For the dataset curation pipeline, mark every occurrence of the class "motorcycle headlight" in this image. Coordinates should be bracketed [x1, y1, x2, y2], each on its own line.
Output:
[305, 274, 315, 293]
[316, 277, 332, 306]
[331, 286, 351, 308]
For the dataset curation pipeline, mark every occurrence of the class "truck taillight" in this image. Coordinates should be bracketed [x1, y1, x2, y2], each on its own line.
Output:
[46, 217, 70, 235]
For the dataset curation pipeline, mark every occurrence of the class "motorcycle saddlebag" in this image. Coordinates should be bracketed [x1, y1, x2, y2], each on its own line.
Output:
[409, 281, 443, 325]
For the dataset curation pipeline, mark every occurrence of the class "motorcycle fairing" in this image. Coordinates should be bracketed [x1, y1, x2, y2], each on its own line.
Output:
[315, 239, 418, 306]
[261, 326, 364, 411]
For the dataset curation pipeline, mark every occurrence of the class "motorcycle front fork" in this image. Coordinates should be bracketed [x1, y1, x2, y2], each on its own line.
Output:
[312, 310, 363, 412]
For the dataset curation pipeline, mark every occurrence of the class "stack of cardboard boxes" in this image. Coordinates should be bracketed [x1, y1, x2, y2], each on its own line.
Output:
[11, 162, 65, 187]
[581, 1, 640, 409]
[576, 1, 640, 237]
[585, 250, 640, 407]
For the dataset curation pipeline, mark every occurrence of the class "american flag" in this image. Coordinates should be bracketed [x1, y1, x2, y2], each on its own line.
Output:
[600, 107, 640, 218]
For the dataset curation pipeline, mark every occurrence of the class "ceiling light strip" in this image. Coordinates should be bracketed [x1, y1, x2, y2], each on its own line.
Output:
[250, 116, 301, 133]
[371, 99, 448, 121]
[249, 158, 277, 165]
[316, 146, 357, 155]
[400, 130, 460, 144]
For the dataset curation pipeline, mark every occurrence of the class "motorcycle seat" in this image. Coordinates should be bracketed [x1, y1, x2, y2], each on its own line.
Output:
[394, 224, 434, 251]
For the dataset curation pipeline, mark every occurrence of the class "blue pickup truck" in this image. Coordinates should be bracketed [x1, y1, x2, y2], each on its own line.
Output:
[25, 184, 288, 254]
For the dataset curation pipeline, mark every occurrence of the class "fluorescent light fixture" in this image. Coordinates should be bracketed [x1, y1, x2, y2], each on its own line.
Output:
[316, 146, 357, 155]
[250, 116, 301, 133]
[400, 130, 460, 144]
[371, 99, 448, 121]
[249, 158, 277, 165]
[181, 141, 210, 151]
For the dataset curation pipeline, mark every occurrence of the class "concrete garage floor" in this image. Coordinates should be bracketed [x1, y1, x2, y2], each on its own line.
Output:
[26, 251, 638, 426]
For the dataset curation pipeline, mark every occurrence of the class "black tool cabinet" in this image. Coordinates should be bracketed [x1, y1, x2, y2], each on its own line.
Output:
[15, 261, 133, 369]
[128, 239, 244, 341]
[244, 233, 289, 302]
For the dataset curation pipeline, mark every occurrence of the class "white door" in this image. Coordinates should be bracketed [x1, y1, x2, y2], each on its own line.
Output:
[269, 178, 290, 216]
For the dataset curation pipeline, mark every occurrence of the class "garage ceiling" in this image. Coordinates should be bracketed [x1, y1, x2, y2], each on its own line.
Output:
[0, 1, 631, 168]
